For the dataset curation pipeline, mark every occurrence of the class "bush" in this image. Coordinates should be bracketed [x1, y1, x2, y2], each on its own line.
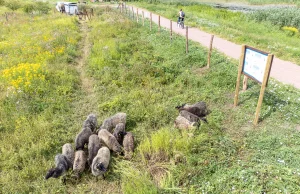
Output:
[5, 0, 22, 11]
[35, 2, 50, 14]
[23, 3, 36, 14]
[0, 0, 5, 6]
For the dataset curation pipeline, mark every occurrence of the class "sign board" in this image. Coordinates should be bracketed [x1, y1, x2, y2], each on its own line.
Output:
[234, 45, 274, 125]
[242, 47, 269, 84]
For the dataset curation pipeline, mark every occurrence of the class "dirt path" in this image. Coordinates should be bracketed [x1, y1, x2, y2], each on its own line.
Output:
[129, 6, 300, 89]
[75, 20, 98, 114]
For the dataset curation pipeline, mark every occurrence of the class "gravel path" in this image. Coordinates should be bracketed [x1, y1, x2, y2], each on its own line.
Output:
[130, 6, 300, 89]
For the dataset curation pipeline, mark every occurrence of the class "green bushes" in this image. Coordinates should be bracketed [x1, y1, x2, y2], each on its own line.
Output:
[249, 8, 300, 29]
[23, 1, 51, 14]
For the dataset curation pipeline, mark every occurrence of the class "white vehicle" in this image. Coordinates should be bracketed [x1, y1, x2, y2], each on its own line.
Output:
[56, 2, 78, 15]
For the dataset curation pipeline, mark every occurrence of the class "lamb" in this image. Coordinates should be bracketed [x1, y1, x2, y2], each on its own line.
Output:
[174, 115, 198, 130]
[113, 123, 126, 145]
[122, 132, 134, 160]
[62, 143, 74, 165]
[91, 147, 110, 177]
[100, 112, 126, 133]
[176, 101, 208, 118]
[98, 129, 122, 154]
[75, 114, 98, 150]
[45, 154, 72, 179]
[73, 150, 87, 178]
[88, 134, 102, 167]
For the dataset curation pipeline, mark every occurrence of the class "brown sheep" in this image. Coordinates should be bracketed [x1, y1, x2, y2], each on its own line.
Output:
[174, 115, 198, 130]
[122, 132, 134, 160]
[98, 129, 122, 154]
[73, 150, 87, 179]
[88, 134, 102, 167]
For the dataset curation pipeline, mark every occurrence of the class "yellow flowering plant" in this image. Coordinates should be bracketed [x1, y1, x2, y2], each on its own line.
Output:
[1, 63, 46, 94]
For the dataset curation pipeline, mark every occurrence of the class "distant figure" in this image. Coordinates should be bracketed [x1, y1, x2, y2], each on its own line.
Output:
[177, 9, 185, 28]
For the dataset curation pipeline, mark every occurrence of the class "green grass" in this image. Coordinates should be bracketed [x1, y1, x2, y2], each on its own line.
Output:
[131, 2, 300, 65]
[0, 6, 300, 193]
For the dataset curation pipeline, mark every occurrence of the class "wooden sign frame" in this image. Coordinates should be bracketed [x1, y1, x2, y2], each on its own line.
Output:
[234, 45, 274, 125]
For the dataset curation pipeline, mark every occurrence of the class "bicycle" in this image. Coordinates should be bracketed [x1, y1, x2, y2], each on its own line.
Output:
[178, 18, 184, 29]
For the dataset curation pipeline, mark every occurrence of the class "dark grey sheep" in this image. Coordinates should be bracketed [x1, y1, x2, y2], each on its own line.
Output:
[83, 114, 98, 132]
[75, 114, 97, 150]
[100, 112, 126, 133]
[73, 150, 87, 179]
[98, 129, 122, 154]
[176, 101, 208, 118]
[91, 146, 110, 177]
[45, 154, 72, 179]
[113, 123, 126, 145]
[122, 132, 134, 160]
[88, 134, 102, 167]
[179, 110, 200, 123]
[62, 143, 74, 165]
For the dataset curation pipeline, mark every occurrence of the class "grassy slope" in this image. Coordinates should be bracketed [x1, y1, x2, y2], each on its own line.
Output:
[131, 2, 300, 65]
[0, 6, 300, 193]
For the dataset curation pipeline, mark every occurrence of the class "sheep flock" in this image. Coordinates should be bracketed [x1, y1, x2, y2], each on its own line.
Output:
[45, 101, 209, 180]
[45, 112, 134, 180]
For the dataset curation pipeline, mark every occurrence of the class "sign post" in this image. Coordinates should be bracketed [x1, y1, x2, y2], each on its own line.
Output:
[234, 45, 274, 125]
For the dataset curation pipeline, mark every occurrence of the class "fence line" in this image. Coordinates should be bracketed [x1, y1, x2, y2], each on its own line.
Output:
[118, 6, 214, 64]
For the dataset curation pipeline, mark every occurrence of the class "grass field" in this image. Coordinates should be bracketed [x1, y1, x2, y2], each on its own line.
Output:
[1, 4, 300, 193]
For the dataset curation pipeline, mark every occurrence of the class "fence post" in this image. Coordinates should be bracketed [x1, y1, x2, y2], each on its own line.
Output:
[207, 35, 214, 68]
[150, 12, 152, 31]
[186, 26, 188, 54]
[142, 11, 145, 26]
[158, 15, 161, 33]
[170, 20, 172, 40]
[132, 7, 134, 20]
[137, 8, 139, 23]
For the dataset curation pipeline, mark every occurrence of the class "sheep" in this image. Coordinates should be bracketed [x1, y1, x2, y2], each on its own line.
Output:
[113, 123, 126, 145]
[179, 110, 200, 123]
[45, 154, 72, 179]
[99, 112, 126, 133]
[62, 143, 74, 165]
[83, 114, 98, 132]
[88, 134, 102, 167]
[174, 115, 198, 130]
[73, 150, 87, 178]
[98, 129, 122, 154]
[122, 132, 134, 160]
[75, 114, 97, 150]
[91, 146, 110, 178]
[176, 101, 208, 118]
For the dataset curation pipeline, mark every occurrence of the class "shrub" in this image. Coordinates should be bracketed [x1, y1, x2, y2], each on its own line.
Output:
[23, 3, 36, 14]
[35, 2, 50, 14]
[5, 0, 22, 11]
[0, 0, 5, 6]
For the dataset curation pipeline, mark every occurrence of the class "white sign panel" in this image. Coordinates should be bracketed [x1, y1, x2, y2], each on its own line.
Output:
[243, 48, 268, 83]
